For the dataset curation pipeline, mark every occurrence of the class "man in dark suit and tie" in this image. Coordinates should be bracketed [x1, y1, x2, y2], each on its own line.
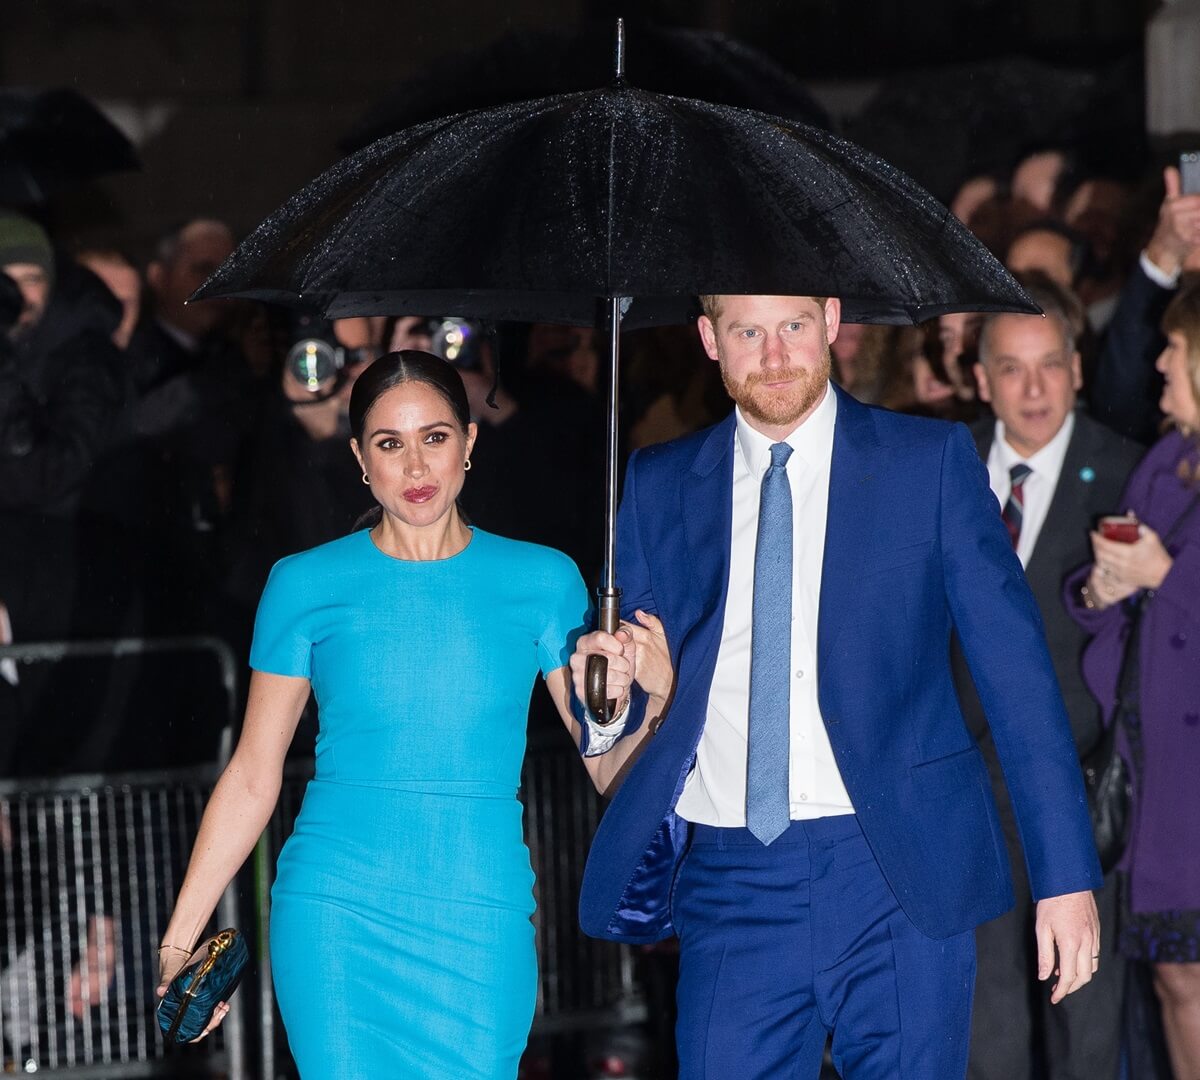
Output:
[959, 275, 1142, 1080]
[569, 293, 1103, 1080]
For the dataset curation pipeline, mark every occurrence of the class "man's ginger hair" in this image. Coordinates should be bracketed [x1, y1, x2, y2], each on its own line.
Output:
[699, 294, 828, 328]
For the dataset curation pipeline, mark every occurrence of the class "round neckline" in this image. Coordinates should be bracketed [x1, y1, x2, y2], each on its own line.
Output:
[363, 525, 479, 565]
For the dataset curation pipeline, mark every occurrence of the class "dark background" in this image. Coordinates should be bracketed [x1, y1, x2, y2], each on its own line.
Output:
[0, 0, 1152, 254]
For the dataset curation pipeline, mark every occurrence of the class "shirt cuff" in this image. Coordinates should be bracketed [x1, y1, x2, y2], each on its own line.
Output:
[1140, 250, 1182, 290]
[581, 698, 631, 757]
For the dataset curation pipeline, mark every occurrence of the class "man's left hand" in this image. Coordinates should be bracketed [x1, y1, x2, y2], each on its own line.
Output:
[1035, 890, 1100, 1004]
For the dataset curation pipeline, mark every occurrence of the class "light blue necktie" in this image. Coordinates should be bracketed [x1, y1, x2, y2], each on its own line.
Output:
[747, 441, 793, 846]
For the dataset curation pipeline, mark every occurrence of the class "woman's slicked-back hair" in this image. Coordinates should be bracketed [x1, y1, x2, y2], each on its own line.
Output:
[348, 350, 471, 443]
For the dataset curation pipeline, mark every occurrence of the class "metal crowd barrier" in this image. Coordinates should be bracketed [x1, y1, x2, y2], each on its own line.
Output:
[0, 638, 645, 1078]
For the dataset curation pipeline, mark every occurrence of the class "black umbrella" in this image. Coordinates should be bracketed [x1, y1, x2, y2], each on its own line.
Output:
[0, 88, 140, 205]
[343, 21, 829, 151]
[195, 25, 1036, 717]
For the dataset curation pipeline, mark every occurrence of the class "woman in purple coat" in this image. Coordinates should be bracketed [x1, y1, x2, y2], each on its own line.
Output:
[1066, 279, 1200, 1077]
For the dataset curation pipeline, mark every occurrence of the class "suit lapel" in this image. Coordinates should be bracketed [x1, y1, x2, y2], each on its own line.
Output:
[681, 412, 736, 627]
[1025, 415, 1089, 579]
[818, 387, 882, 674]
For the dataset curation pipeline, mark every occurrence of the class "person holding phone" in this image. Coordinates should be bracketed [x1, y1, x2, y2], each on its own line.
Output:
[1066, 279, 1200, 1079]
[1090, 159, 1200, 443]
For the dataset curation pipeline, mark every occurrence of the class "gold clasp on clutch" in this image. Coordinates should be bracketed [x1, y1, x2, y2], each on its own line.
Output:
[180, 930, 234, 1007]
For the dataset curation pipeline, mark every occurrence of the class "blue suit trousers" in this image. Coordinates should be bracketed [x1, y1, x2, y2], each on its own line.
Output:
[673, 815, 976, 1079]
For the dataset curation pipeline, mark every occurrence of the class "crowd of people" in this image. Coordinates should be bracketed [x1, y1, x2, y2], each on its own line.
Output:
[1, 132, 1199, 1078]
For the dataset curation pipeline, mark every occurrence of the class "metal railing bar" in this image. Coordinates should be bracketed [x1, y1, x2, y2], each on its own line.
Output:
[0, 766, 222, 798]
[103, 789, 130, 1064]
[0, 637, 238, 731]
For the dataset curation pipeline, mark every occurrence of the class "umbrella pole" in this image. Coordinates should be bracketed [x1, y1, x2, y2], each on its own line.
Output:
[585, 295, 626, 723]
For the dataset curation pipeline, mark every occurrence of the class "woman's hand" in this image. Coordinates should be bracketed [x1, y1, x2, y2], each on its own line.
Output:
[156, 942, 231, 1043]
[570, 626, 636, 713]
[621, 610, 674, 707]
[1090, 520, 1174, 603]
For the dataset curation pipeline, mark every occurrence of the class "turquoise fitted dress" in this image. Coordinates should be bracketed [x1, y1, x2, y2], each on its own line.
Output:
[248, 527, 589, 1079]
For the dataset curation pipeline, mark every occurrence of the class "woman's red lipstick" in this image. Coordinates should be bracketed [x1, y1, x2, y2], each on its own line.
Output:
[403, 485, 438, 503]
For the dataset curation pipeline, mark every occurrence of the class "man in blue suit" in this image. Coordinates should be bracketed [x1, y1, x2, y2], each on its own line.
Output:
[569, 294, 1103, 1079]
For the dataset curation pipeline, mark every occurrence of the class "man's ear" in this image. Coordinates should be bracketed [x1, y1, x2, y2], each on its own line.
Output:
[973, 362, 993, 404]
[1071, 350, 1083, 392]
[823, 298, 842, 346]
[697, 315, 720, 362]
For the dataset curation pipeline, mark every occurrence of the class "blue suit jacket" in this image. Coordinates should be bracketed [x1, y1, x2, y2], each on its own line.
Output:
[578, 386, 1102, 943]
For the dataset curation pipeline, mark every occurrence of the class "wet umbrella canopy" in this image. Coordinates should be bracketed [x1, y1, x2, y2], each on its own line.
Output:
[0, 88, 139, 205]
[343, 21, 830, 151]
[195, 26, 1037, 716]
[196, 82, 1034, 326]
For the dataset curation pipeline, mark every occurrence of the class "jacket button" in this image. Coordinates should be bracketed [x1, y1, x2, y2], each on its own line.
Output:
[1171, 632, 1188, 649]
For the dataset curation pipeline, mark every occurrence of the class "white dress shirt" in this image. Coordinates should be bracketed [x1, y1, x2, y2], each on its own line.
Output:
[674, 384, 854, 824]
[985, 412, 1075, 569]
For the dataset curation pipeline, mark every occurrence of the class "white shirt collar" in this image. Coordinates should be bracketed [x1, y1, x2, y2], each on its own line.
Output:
[993, 409, 1075, 481]
[735, 380, 838, 476]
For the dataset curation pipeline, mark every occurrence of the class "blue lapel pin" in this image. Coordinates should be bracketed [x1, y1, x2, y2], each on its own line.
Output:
[1079, 466, 1095, 483]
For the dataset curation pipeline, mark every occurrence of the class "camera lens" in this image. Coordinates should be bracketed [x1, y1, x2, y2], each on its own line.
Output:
[286, 338, 342, 392]
[430, 318, 481, 370]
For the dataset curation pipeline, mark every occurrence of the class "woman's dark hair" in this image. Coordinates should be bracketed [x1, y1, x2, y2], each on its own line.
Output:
[349, 351, 472, 531]
[348, 350, 471, 443]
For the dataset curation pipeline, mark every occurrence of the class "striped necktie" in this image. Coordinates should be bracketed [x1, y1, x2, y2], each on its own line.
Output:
[1001, 463, 1032, 549]
[746, 442, 793, 846]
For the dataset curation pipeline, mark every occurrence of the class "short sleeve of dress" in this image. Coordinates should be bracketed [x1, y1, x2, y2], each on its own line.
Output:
[249, 556, 314, 679]
[536, 552, 591, 678]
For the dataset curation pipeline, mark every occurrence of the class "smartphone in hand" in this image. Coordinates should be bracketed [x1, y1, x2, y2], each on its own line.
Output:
[1182, 151, 1200, 196]
[1099, 515, 1139, 543]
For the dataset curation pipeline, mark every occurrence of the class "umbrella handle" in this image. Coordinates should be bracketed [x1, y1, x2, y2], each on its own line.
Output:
[585, 588, 622, 724]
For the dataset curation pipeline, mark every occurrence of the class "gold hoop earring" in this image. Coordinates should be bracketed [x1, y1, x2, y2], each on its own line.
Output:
[361, 472, 370, 485]
[463, 459, 472, 472]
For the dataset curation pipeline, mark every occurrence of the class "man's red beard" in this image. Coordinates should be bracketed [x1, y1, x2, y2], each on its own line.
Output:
[720, 346, 832, 428]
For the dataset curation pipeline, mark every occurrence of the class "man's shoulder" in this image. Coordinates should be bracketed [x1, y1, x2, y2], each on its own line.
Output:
[1072, 411, 1144, 472]
[629, 413, 734, 475]
[856, 398, 960, 450]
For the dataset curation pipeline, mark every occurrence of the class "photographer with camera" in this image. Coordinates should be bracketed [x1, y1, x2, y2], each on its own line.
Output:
[223, 314, 379, 619]
[436, 318, 603, 585]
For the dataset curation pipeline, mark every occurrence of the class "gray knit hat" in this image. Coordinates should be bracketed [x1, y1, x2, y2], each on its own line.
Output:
[0, 212, 54, 278]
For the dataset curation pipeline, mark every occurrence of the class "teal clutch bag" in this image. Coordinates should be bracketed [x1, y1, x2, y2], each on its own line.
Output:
[156, 929, 248, 1044]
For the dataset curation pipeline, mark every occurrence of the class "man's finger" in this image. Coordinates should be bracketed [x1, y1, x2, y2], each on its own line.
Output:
[1164, 165, 1181, 201]
[1035, 921, 1056, 983]
[634, 609, 665, 634]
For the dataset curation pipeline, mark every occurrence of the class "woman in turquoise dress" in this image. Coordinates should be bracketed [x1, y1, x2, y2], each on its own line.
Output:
[154, 351, 662, 1077]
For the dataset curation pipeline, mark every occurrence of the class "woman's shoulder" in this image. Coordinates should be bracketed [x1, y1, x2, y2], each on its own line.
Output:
[265, 530, 370, 585]
[1143, 429, 1195, 468]
[470, 529, 584, 586]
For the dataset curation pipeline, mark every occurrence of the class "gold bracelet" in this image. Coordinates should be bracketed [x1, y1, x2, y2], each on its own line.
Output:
[157, 943, 192, 955]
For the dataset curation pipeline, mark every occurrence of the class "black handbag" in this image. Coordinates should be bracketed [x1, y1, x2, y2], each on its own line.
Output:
[1083, 491, 1200, 873]
[156, 929, 248, 1044]
[1082, 660, 1134, 874]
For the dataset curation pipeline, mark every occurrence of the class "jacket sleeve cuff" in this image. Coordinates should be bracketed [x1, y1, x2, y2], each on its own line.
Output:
[1062, 564, 1124, 633]
[573, 686, 648, 757]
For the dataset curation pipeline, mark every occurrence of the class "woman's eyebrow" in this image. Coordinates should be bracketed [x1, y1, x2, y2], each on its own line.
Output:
[369, 422, 453, 438]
